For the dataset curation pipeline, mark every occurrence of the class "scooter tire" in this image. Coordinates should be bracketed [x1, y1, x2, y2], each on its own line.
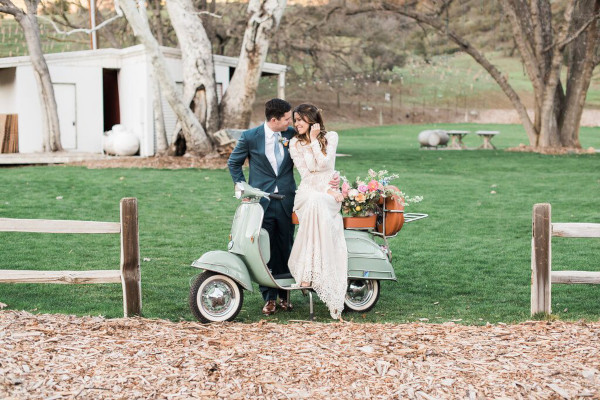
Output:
[344, 279, 381, 313]
[189, 271, 244, 323]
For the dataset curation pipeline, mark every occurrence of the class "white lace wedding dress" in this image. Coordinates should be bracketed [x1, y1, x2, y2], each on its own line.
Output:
[288, 131, 348, 319]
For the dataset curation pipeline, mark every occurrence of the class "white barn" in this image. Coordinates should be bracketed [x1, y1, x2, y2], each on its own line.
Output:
[0, 45, 287, 156]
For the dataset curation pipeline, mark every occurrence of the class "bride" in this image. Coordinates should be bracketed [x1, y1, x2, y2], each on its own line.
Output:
[288, 104, 348, 319]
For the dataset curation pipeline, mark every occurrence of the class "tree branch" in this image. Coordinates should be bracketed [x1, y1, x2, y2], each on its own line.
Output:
[0, 0, 23, 16]
[24, 0, 38, 15]
[192, 10, 222, 18]
[435, 0, 455, 18]
[543, 12, 600, 52]
[37, 13, 123, 36]
[499, 0, 543, 106]
[347, 0, 539, 144]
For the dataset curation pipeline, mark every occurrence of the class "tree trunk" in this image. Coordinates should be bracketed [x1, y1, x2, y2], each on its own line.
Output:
[560, 0, 599, 148]
[138, 1, 167, 154]
[117, 0, 213, 156]
[536, 2, 575, 148]
[150, 69, 168, 154]
[220, 0, 287, 129]
[167, 0, 220, 139]
[148, 0, 165, 46]
[15, 9, 63, 152]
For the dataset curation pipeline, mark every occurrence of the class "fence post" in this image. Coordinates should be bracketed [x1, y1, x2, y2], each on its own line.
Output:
[531, 203, 551, 315]
[120, 197, 141, 317]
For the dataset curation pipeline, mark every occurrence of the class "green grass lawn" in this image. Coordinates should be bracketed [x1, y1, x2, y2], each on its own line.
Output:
[1, 123, 599, 324]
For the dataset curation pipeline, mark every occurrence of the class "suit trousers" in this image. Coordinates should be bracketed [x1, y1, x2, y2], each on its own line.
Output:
[260, 198, 294, 301]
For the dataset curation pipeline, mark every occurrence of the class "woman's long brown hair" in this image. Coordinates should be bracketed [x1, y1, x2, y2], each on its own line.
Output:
[293, 103, 328, 155]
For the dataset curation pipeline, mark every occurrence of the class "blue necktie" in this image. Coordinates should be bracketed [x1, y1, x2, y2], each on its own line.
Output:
[274, 132, 283, 171]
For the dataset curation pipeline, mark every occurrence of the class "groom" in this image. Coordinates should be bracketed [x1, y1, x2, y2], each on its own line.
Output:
[227, 98, 296, 315]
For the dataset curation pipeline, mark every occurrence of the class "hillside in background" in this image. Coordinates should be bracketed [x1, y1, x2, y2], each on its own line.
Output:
[1, 0, 598, 129]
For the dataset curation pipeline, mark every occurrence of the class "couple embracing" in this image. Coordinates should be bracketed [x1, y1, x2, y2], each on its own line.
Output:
[227, 99, 347, 319]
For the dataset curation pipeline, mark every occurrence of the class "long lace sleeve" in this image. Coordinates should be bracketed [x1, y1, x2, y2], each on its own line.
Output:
[289, 138, 311, 180]
[308, 131, 338, 171]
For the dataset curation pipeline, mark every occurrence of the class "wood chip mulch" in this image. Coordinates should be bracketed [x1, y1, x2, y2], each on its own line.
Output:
[505, 145, 598, 155]
[1, 311, 598, 399]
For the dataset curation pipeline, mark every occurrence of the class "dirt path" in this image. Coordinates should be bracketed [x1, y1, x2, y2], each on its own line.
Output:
[1, 311, 598, 399]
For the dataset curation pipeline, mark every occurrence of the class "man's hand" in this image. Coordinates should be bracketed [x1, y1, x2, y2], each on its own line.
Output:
[234, 182, 251, 202]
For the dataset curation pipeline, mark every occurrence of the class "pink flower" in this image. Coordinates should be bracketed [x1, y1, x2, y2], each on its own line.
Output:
[341, 181, 350, 197]
[367, 180, 379, 192]
[357, 184, 368, 193]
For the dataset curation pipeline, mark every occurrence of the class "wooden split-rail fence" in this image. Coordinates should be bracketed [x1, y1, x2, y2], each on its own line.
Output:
[0, 198, 141, 317]
[531, 203, 600, 315]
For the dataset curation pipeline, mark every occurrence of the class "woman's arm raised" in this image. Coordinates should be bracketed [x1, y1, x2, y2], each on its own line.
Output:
[310, 131, 338, 170]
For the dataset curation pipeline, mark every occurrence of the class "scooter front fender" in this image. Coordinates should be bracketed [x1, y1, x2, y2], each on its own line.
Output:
[191, 251, 253, 292]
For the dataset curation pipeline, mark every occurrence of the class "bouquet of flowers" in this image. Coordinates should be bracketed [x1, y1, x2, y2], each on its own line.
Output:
[340, 169, 423, 217]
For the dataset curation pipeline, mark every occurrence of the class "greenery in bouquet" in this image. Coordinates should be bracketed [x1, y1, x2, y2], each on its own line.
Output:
[340, 169, 423, 217]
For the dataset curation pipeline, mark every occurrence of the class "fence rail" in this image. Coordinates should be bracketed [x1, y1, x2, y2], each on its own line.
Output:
[0, 198, 141, 317]
[531, 203, 600, 315]
[0, 218, 121, 234]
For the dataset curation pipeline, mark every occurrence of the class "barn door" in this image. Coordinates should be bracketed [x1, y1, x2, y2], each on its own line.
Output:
[54, 83, 77, 150]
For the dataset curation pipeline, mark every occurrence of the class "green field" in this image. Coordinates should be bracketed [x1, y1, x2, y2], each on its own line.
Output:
[1, 123, 599, 324]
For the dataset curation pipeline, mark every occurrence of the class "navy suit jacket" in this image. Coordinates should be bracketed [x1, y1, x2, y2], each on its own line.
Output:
[227, 125, 296, 216]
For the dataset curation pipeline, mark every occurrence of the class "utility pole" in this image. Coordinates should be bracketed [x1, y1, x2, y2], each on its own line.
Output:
[89, 0, 97, 49]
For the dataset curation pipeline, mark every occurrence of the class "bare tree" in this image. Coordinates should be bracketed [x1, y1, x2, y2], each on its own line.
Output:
[220, 0, 287, 128]
[0, 0, 63, 151]
[116, 0, 287, 155]
[118, 0, 214, 155]
[345, 0, 600, 150]
[167, 0, 220, 151]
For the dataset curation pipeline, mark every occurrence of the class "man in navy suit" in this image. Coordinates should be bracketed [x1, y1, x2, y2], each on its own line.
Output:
[227, 98, 297, 315]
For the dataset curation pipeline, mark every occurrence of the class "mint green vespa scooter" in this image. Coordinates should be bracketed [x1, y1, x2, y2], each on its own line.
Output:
[189, 182, 426, 323]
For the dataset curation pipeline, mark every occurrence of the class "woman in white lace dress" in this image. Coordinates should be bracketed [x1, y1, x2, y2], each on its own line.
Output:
[288, 104, 348, 319]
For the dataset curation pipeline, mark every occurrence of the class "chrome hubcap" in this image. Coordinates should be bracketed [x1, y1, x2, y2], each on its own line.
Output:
[200, 279, 235, 317]
[346, 280, 374, 307]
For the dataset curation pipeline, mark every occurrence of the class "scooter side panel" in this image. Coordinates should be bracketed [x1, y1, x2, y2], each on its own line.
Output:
[191, 251, 253, 291]
[229, 203, 265, 257]
[345, 230, 397, 281]
[228, 203, 282, 288]
[347, 257, 396, 280]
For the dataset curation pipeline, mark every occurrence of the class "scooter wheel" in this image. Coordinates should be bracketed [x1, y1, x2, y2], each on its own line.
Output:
[344, 279, 380, 313]
[189, 271, 244, 323]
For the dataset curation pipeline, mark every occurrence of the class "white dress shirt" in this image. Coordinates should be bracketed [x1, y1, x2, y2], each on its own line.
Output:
[264, 122, 285, 193]
[264, 122, 284, 176]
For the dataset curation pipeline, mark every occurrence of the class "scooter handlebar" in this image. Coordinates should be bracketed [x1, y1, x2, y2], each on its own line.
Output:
[269, 193, 285, 200]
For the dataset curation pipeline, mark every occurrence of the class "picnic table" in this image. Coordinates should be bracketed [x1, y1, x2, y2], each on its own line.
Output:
[476, 130, 500, 150]
[446, 130, 470, 149]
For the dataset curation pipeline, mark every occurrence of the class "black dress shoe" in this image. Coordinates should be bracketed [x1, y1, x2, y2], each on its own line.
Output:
[278, 299, 293, 311]
[262, 300, 277, 315]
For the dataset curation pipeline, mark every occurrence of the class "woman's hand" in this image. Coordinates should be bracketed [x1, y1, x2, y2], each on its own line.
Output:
[309, 123, 320, 142]
[328, 171, 340, 190]
[328, 189, 344, 203]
